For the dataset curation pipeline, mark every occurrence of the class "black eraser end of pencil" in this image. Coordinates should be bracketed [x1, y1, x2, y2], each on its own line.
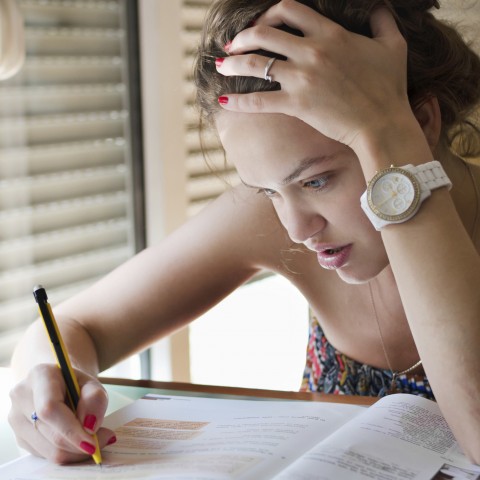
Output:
[33, 285, 47, 303]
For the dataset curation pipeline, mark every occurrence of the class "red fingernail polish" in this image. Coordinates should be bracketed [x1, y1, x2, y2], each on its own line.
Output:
[107, 435, 117, 446]
[215, 57, 225, 67]
[80, 441, 96, 455]
[218, 96, 229, 105]
[83, 414, 97, 431]
[224, 41, 232, 52]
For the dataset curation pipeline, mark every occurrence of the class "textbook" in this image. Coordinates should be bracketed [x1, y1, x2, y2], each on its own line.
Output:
[1, 392, 479, 479]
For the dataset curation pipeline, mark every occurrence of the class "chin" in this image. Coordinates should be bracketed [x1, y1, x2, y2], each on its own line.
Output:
[335, 269, 371, 285]
[335, 261, 389, 285]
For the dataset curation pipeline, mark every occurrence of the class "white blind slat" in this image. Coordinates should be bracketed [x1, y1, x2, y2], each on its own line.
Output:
[187, 174, 240, 202]
[0, 219, 129, 270]
[0, 192, 128, 240]
[0, 0, 138, 365]
[0, 110, 127, 148]
[0, 83, 125, 117]
[0, 246, 132, 306]
[0, 138, 126, 176]
[3, 56, 123, 86]
[0, 165, 126, 208]
[19, 0, 121, 28]
[180, 1, 240, 219]
[26, 27, 123, 56]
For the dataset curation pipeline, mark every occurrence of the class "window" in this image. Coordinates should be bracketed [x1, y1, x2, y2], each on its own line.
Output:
[0, 0, 144, 365]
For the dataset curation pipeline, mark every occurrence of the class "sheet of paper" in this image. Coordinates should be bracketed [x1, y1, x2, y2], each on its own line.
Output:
[275, 394, 480, 480]
[0, 393, 365, 480]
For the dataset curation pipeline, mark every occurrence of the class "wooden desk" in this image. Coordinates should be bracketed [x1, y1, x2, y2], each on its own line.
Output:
[100, 376, 377, 407]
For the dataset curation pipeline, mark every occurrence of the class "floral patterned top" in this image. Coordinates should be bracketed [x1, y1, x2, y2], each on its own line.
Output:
[301, 314, 435, 400]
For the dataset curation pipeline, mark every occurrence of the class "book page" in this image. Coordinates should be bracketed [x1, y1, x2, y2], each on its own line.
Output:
[275, 394, 480, 480]
[0, 393, 365, 480]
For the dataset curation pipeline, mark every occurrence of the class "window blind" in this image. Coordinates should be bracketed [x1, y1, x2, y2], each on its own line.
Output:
[182, 0, 239, 218]
[0, 0, 143, 365]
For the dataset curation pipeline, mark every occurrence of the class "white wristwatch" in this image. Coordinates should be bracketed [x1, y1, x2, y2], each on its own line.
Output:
[360, 161, 452, 231]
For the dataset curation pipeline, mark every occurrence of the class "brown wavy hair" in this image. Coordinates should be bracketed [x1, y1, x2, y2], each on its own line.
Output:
[194, 0, 480, 158]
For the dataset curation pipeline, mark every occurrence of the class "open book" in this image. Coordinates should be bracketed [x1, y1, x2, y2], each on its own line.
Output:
[1, 392, 479, 479]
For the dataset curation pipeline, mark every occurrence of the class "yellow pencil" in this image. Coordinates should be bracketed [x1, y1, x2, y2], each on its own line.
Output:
[33, 285, 102, 466]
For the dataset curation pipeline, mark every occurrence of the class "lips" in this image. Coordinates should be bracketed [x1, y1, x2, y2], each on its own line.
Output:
[315, 244, 352, 270]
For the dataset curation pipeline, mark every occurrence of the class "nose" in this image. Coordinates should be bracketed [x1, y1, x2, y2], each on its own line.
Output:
[278, 197, 326, 244]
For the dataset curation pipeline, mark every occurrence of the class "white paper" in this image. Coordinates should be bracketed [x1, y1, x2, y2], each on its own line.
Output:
[275, 394, 480, 480]
[2, 394, 478, 480]
[0, 393, 364, 480]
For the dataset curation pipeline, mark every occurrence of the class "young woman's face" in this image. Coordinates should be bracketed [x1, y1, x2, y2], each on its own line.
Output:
[216, 111, 389, 284]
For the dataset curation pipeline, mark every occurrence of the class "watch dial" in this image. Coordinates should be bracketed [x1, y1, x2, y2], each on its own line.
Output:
[368, 169, 420, 221]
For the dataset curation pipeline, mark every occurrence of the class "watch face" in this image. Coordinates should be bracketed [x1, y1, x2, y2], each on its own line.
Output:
[367, 167, 421, 221]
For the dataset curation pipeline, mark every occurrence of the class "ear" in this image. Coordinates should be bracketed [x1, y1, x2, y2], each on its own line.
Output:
[413, 96, 442, 152]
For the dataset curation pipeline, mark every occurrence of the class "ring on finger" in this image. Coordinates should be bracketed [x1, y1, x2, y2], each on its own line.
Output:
[264, 57, 277, 82]
[31, 411, 39, 430]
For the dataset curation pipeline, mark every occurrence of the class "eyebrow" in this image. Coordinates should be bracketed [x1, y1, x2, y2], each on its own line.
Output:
[240, 155, 336, 190]
[280, 155, 334, 185]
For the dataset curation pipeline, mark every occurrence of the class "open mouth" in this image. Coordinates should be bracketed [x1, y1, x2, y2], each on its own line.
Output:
[324, 247, 344, 255]
[316, 244, 352, 270]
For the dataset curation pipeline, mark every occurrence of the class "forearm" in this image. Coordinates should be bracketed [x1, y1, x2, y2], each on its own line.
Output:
[10, 316, 100, 381]
[383, 192, 480, 459]
[357, 124, 480, 461]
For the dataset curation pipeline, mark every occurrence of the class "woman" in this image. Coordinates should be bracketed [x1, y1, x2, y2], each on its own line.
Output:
[8, 0, 480, 465]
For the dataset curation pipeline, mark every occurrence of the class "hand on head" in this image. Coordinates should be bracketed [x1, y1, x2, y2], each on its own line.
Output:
[214, 0, 410, 150]
[8, 364, 115, 464]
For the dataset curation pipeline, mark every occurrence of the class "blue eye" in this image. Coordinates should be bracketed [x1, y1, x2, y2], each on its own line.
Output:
[304, 176, 328, 190]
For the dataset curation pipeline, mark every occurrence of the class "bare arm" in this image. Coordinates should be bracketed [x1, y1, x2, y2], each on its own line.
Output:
[357, 120, 480, 462]
[9, 184, 286, 463]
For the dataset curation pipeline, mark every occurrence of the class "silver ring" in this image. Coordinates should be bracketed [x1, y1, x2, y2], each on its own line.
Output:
[31, 411, 38, 430]
[264, 57, 276, 82]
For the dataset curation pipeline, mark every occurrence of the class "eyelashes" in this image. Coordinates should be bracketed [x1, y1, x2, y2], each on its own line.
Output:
[257, 187, 277, 198]
[257, 175, 331, 199]
[304, 176, 329, 190]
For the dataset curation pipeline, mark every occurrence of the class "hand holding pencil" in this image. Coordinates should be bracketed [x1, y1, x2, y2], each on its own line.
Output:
[7, 287, 116, 464]
[32, 285, 104, 466]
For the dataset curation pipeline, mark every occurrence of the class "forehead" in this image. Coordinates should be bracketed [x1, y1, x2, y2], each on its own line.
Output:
[215, 111, 344, 184]
[216, 111, 317, 154]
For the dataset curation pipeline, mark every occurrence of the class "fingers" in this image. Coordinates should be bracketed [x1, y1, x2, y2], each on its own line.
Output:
[14, 414, 91, 464]
[76, 371, 109, 435]
[252, 0, 335, 37]
[226, 0, 337, 58]
[216, 0, 407, 125]
[217, 54, 288, 85]
[226, 24, 302, 60]
[218, 90, 291, 114]
[8, 364, 114, 464]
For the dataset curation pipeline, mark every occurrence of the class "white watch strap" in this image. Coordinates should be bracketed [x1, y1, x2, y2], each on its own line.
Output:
[407, 161, 452, 193]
